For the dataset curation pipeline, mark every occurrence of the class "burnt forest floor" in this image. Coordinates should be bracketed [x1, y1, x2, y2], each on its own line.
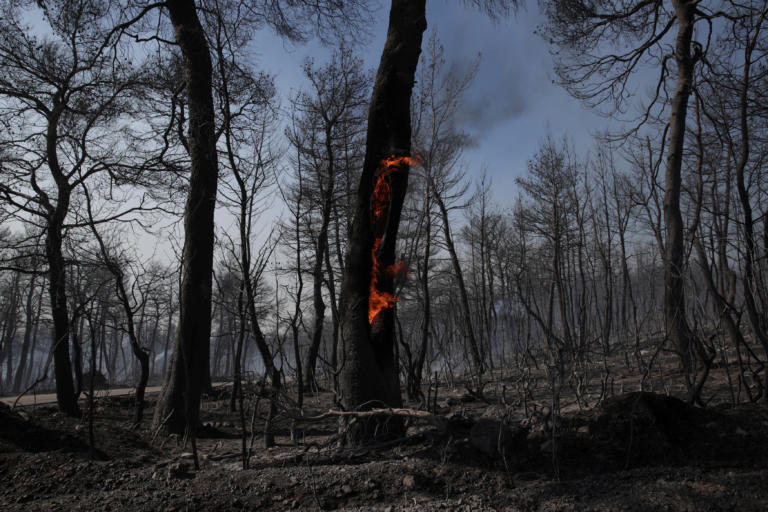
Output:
[2, 345, 768, 511]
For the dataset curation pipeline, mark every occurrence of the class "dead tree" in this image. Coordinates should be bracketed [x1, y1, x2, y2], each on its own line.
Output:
[543, 0, 718, 397]
[409, 32, 483, 390]
[153, 0, 220, 438]
[82, 185, 151, 425]
[286, 48, 370, 393]
[337, 0, 427, 444]
[0, 1, 154, 417]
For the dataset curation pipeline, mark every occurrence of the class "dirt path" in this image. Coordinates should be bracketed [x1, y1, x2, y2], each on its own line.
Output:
[0, 382, 229, 408]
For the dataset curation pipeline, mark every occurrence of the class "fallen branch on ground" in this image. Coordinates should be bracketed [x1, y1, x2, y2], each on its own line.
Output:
[291, 407, 436, 422]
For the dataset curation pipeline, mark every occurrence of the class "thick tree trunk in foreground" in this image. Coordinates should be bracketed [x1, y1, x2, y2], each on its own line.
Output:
[663, 0, 697, 386]
[48, 223, 80, 417]
[40, 96, 80, 417]
[153, 0, 219, 436]
[45, 122, 80, 417]
[337, 0, 426, 444]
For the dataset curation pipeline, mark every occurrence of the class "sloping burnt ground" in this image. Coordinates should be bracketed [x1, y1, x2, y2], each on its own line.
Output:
[1, 392, 767, 511]
[541, 392, 768, 473]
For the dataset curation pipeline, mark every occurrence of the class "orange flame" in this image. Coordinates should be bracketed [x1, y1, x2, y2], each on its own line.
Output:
[369, 155, 419, 325]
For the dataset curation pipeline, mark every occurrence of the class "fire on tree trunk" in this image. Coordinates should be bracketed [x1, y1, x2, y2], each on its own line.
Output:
[337, 0, 427, 445]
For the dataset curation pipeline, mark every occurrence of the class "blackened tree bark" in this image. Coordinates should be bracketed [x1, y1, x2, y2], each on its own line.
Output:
[228, 113, 281, 446]
[663, 0, 698, 384]
[152, 0, 219, 436]
[305, 137, 334, 392]
[337, 0, 426, 444]
[407, 33, 482, 395]
[282, 125, 307, 407]
[433, 188, 484, 379]
[411, 178, 432, 402]
[730, 5, 768, 402]
[46, 110, 80, 418]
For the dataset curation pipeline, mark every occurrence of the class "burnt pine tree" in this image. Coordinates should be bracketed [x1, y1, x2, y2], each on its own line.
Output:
[153, 0, 220, 436]
[543, 0, 716, 397]
[0, 0, 151, 417]
[82, 185, 150, 426]
[152, 0, 374, 436]
[337, 0, 427, 443]
[289, 48, 369, 393]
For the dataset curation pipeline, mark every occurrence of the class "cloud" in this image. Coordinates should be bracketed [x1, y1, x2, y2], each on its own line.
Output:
[428, 3, 551, 138]
[453, 58, 528, 135]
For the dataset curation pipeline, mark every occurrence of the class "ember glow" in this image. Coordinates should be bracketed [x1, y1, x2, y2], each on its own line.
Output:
[369, 155, 419, 325]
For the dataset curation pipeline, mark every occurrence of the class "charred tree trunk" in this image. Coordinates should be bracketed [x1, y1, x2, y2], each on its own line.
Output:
[47, 191, 79, 417]
[152, 0, 219, 436]
[0, 272, 20, 392]
[162, 293, 174, 377]
[413, 195, 432, 402]
[337, 0, 426, 444]
[433, 189, 484, 381]
[305, 239, 328, 393]
[663, 0, 698, 389]
[324, 241, 339, 391]
[228, 108, 280, 446]
[40, 93, 80, 417]
[71, 314, 84, 398]
[292, 198, 305, 408]
[235, 173, 282, 447]
[13, 274, 40, 393]
[230, 280, 246, 413]
[244, 279, 280, 447]
[126, 318, 150, 424]
[305, 129, 336, 392]
[733, 6, 768, 402]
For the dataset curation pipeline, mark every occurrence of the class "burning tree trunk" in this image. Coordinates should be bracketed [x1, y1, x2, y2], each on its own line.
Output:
[337, 0, 426, 444]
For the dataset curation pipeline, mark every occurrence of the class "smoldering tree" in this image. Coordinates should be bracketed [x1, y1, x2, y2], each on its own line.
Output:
[337, 0, 427, 443]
